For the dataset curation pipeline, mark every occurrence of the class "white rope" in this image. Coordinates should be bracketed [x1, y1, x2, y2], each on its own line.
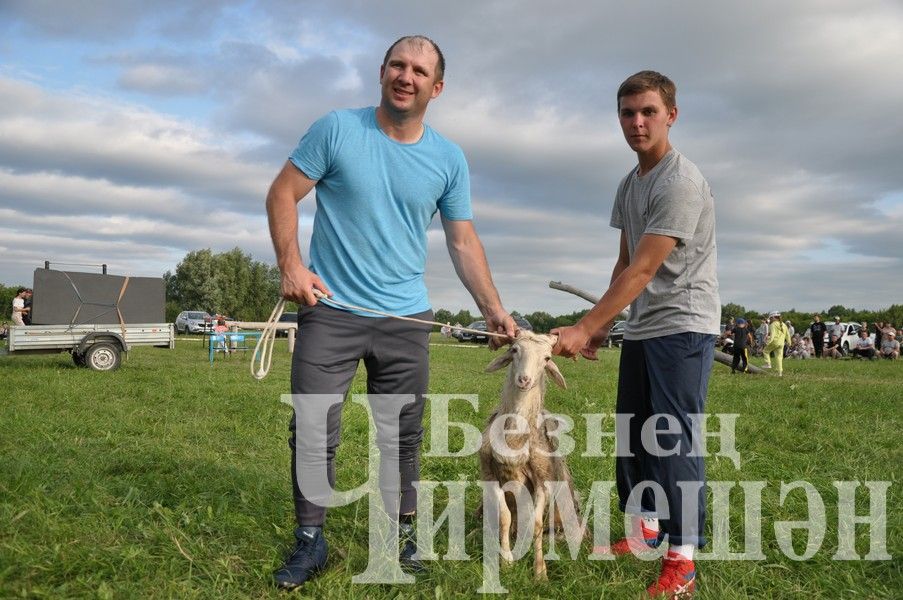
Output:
[250, 298, 285, 380]
[250, 291, 507, 380]
[315, 291, 508, 338]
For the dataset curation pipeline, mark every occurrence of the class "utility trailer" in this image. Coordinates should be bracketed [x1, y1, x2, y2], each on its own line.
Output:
[4, 263, 173, 371]
[7, 323, 174, 371]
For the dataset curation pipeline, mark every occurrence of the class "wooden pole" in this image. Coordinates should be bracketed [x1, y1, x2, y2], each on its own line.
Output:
[549, 281, 602, 305]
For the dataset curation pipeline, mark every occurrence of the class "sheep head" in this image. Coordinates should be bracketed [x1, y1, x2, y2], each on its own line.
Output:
[485, 330, 567, 391]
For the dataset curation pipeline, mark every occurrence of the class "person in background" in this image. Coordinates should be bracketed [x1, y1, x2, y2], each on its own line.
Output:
[873, 321, 886, 345]
[789, 334, 811, 359]
[22, 288, 33, 325]
[880, 329, 900, 359]
[730, 318, 752, 373]
[754, 318, 768, 356]
[213, 316, 230, 353]
[824, 333, 843, 358]
[762, 311, 789, 375]
[831, 316, 845, 340]
[809, 314, 826, 358]
[721, 316, 735, 349]
[10, 287, 29, 326]
[783, 320, 795, 357]
[852, 329, 877, 360]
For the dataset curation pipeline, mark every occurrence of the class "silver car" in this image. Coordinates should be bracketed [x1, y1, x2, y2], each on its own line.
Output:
[175, 311, 213, 334]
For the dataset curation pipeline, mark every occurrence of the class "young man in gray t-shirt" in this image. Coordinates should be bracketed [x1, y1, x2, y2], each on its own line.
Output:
[553, 71, 719, 599]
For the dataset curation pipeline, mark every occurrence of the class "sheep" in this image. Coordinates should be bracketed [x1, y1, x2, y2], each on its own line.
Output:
[479, 330, 582, 580]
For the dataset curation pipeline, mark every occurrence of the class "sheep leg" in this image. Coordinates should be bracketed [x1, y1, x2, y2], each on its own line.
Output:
[532, 487, 547, 581]
[495, 486, 514, 565]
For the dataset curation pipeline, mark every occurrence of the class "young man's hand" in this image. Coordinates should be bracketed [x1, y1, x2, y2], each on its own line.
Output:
[577, 326, 611, 360]
[550, 324, 592, 359]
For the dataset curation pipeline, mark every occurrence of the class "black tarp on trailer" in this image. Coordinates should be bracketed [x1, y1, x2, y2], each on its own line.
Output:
[30, 268, 165, 325]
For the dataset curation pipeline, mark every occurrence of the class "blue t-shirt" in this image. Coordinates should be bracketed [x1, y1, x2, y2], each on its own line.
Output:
[290, 107, 472, 316]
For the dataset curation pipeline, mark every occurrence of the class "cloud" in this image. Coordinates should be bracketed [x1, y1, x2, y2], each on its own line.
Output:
[0, 77, 273, 212]
[1, 0, 902, 316]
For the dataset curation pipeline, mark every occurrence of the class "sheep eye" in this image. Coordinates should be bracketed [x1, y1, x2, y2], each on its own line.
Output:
[544, 356, 551, 361]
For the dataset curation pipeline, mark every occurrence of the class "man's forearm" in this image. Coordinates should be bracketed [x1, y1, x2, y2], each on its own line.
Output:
[597, 258, 630, 331]
[447, 239, 503, 316]
[576, 261, 650, 337]
[266, 188, 304, 273]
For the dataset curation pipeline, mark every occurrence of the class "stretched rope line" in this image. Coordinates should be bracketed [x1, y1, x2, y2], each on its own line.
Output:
[315, 291, 508, 338]
[250, 291, 507, 380]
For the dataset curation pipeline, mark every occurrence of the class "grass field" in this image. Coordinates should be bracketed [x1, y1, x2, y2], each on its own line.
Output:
[1, 334, 900, 599]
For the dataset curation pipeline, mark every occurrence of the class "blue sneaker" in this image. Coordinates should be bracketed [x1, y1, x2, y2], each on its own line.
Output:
[273, 526, 328, 589]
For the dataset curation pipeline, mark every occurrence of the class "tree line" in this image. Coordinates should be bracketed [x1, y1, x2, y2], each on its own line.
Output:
[2, 251, 901, 331]
[163, 248, 282, 322]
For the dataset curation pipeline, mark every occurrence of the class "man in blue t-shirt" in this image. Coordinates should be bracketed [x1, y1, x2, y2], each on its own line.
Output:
[265, 35, 516, 589]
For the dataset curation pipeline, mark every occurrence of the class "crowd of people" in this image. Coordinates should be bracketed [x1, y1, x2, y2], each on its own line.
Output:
[721, 313, 900, 375]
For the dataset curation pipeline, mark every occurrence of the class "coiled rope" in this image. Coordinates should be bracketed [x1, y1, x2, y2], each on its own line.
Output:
[250, 291, 507, 380]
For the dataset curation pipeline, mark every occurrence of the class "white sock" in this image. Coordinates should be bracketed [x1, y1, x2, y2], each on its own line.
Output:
[641, 516, 660, 532]
[670, 543, 695, 560]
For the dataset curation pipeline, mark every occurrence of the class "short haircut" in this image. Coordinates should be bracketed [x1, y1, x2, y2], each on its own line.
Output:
[617, 70, 676, 112]
[382, 35, 445, 81]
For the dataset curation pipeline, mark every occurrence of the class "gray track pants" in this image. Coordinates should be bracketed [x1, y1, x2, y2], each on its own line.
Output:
[288, 303, 432, 526]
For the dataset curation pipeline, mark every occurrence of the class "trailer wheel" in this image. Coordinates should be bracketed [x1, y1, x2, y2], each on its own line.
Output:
[85, 342, 121, 372]
[72, 351, 87, 367]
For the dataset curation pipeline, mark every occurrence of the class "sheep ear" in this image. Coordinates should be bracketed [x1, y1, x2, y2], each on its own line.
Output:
[485, 349, 514, 372]
[545, 359, 567, 389]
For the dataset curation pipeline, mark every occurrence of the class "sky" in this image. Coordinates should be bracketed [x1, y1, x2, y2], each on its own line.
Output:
[1, 0, 901, 316]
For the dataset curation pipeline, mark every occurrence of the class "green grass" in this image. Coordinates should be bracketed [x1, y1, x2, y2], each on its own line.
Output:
[1, 335, 900, 598]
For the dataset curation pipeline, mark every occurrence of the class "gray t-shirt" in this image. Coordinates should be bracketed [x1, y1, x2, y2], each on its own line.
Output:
[610, 149, 720, 340]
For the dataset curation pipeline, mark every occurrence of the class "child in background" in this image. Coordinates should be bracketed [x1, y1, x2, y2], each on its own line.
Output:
[731, 318, 752, 373]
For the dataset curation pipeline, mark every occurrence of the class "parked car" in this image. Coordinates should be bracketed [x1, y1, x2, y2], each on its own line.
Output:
[457, 320, 487, 343]
[826, 322, 874, 354]
[277, 312, 298, 337]
[608, 320, 626, 347]
[456, 316, 533, 343]
[175, 311, 213, 334]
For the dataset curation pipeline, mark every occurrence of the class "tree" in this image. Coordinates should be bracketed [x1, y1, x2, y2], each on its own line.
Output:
[523, 311, 555, 333]
[434, 309, 454, 328]
[721, 302, 747, 322]
[166, 248, 280, 321]
[173, 249, 219, 313]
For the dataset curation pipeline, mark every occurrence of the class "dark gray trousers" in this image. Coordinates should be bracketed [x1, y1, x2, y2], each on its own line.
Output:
[289, 303, 432, 526]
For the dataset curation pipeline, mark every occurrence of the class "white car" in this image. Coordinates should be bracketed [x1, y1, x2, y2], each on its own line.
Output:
[825, 322, 874, 353]
[175, 311, 214, 334]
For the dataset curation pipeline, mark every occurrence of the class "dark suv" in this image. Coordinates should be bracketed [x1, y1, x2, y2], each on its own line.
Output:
[607, 320, 626, 347]
[277, 312, 298, 337]
[456, 316, 533, 343]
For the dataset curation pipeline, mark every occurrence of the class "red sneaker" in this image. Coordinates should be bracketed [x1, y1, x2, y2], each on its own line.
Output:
[592, 521, 660, 556]
[646, 551, 696, 598]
